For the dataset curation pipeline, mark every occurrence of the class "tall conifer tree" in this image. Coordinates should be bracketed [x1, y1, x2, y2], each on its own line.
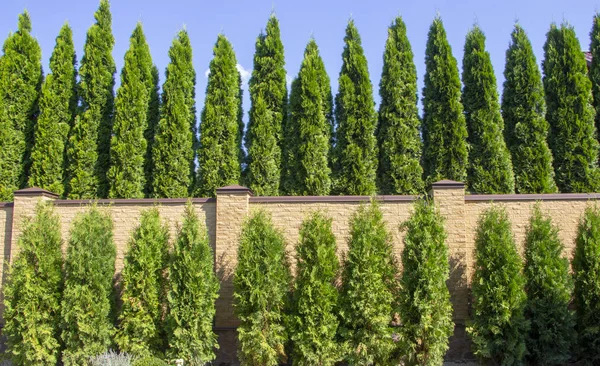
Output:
[245, 14, 288, 196]
[333, 20, 378, 195]
[422, 17, 468, 184]
[283, 39, 332, 195]
[502, 25, 556, 193]
[108, 23, 154, 198]
[543, 24, 600, 192]
[589, 13, 600, 135]
[151, 30, 196, 198]
[144, 66, 160, 197]
[462, 26, 515, 193]
[0, 11, 42, 201]
[196, 34, 243, 197]
[66, 0, 115, 198]
[28, 23, 77, 197]
[377, 17, 423, 195]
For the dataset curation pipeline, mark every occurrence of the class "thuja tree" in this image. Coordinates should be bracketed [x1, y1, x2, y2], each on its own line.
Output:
[468, 206, 528, 365]
[66, 0, 115, 198]
[2, 203, 62, 365]
[144, 66, 160, 196]
[233, 210, 291, 366]
[462, 26, 515, 194]
[288, 212, 340, 365]
[572, 206, 600, 364]
[524, 205, 574, 365]
[28, 23, 77, 197]
[339, 202, 396, 364]
[196, 34, 243, 197]
[283, 39, 332, 196]
[244, 15, 287, 196]
[543, 24, 600, 193]
[61, 206, 116, 366]
[502, 24, 556, 194]
[0, 11, 42, 201]
[422, 17, 468, 184]
[377, 16, 424, 195]
[399, 199, 453, 365]
[333, 20, 378, 195]
[152, 29, 196, 198]
[116, 208, 169, 358]
[107, 23, 154, 199]
[166, 202, 219, 363]
[590, 13, 600, 134]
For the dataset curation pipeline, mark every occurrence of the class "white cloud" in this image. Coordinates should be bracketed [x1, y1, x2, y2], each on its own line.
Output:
[286, 74, 292, 87]
[204, 68, 210, 78]
[236, 64, 251, 87]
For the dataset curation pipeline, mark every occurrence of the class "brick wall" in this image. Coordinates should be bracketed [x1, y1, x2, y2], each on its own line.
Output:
[1, 181, 599, 363]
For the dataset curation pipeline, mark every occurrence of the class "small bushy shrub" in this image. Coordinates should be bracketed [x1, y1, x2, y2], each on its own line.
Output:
[339, 201, 397, 365]
[131, 356, 167, 366]
[2, 202, 63, 366]
[116, 208, 169, 358]
[288, 211, 340, 365]
[524, 205, 574, 365]
[89, 350, 133, 366]
[572, 206, 600, 364]
[233, 210, 291, 366]
[61, 206, 116, 366]
[399, 199, 453, 365]
[468, 206, 528, 365]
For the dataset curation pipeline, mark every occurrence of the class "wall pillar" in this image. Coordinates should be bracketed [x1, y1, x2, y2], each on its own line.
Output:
[431, 180, 468, 323]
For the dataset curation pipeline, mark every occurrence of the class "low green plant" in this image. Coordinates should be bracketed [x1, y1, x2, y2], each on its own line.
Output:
[524, 205, 574, 365]
[2, 202, 63, 366]
[131, 356, 167, 366]
[399, 199, 453, 365]
[339, 201, 397, 365]
[233, 210, 292, 366]
[61, 206, 116, 366]
[116, 208, 169, 358]
[572, 205, 600, 364]
[468, 206, 528, 365]
[288, 211, 340, 365]
[166, 202, 219, 363]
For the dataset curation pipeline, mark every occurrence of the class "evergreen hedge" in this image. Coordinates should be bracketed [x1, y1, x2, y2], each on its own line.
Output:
[233, 210, 291, 365]
[61, 206, 116, 366]
[2, 202, 63, 366]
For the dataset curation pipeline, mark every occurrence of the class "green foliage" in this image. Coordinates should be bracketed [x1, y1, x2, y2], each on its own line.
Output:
[468, 206, 528, 365]
[523, 205, 574, 365]
[333, 20, 378, 195]
[28, 23, 77, 197]
[244, 15, 287, 196]
[502, 25, 557, 194]
[144, 66, 160, 197]
[233, 210, 291, 366]
[572, 206, 600, 364]
[61, 206, 116, 366]
[166, 202, 219, 363]
[196, 34, 243, 197]
[399, 199, 453, 365]
[288, 212, 340, 365]
[132, 356, 168, 366]
[543, 23, 600, 193]
[108, 23, 154, 199]
[0, 11, 42, 201]
[339, 202, 396, 365]
[422, 17, 468, 184]
[462, 26, 515, 194]
[283, 39, 332, 196]
[2, 202, 63, 365]
[589, 13, 600, 136]
[116, 208, 169, 358]
[66, 0, 115, 199]
[151, 30, 196, 198]
[377, 17, 424, 195]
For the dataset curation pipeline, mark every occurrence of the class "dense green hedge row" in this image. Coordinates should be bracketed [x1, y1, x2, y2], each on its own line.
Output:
[3, 2, 600, 201]
[4, 200, 600, 365]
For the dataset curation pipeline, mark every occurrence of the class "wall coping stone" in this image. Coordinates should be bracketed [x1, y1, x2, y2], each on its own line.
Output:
[250, 195, 418, 203]
[53, 197, 215, 206]
[465, 193, 600, 202]
[431, 180, 466, 190]
[0, 202, 13, 208]
[216, 185, 253, 195]
[13, 187, 59, 199]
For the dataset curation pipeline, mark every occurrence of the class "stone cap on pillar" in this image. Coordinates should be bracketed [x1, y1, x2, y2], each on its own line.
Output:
[13, 187, 59, 199]
[215, 185, 254, 196]
[431, 180, 466, 190]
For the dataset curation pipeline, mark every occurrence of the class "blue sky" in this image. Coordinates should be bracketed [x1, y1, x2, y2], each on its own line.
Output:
[1, 0, 599, 118]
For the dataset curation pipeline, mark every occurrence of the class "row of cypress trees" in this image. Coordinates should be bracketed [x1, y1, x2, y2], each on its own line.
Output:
[468, 204, 600, 365]
[2, 202, 219, 365]
[3, 3, 600, 201]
